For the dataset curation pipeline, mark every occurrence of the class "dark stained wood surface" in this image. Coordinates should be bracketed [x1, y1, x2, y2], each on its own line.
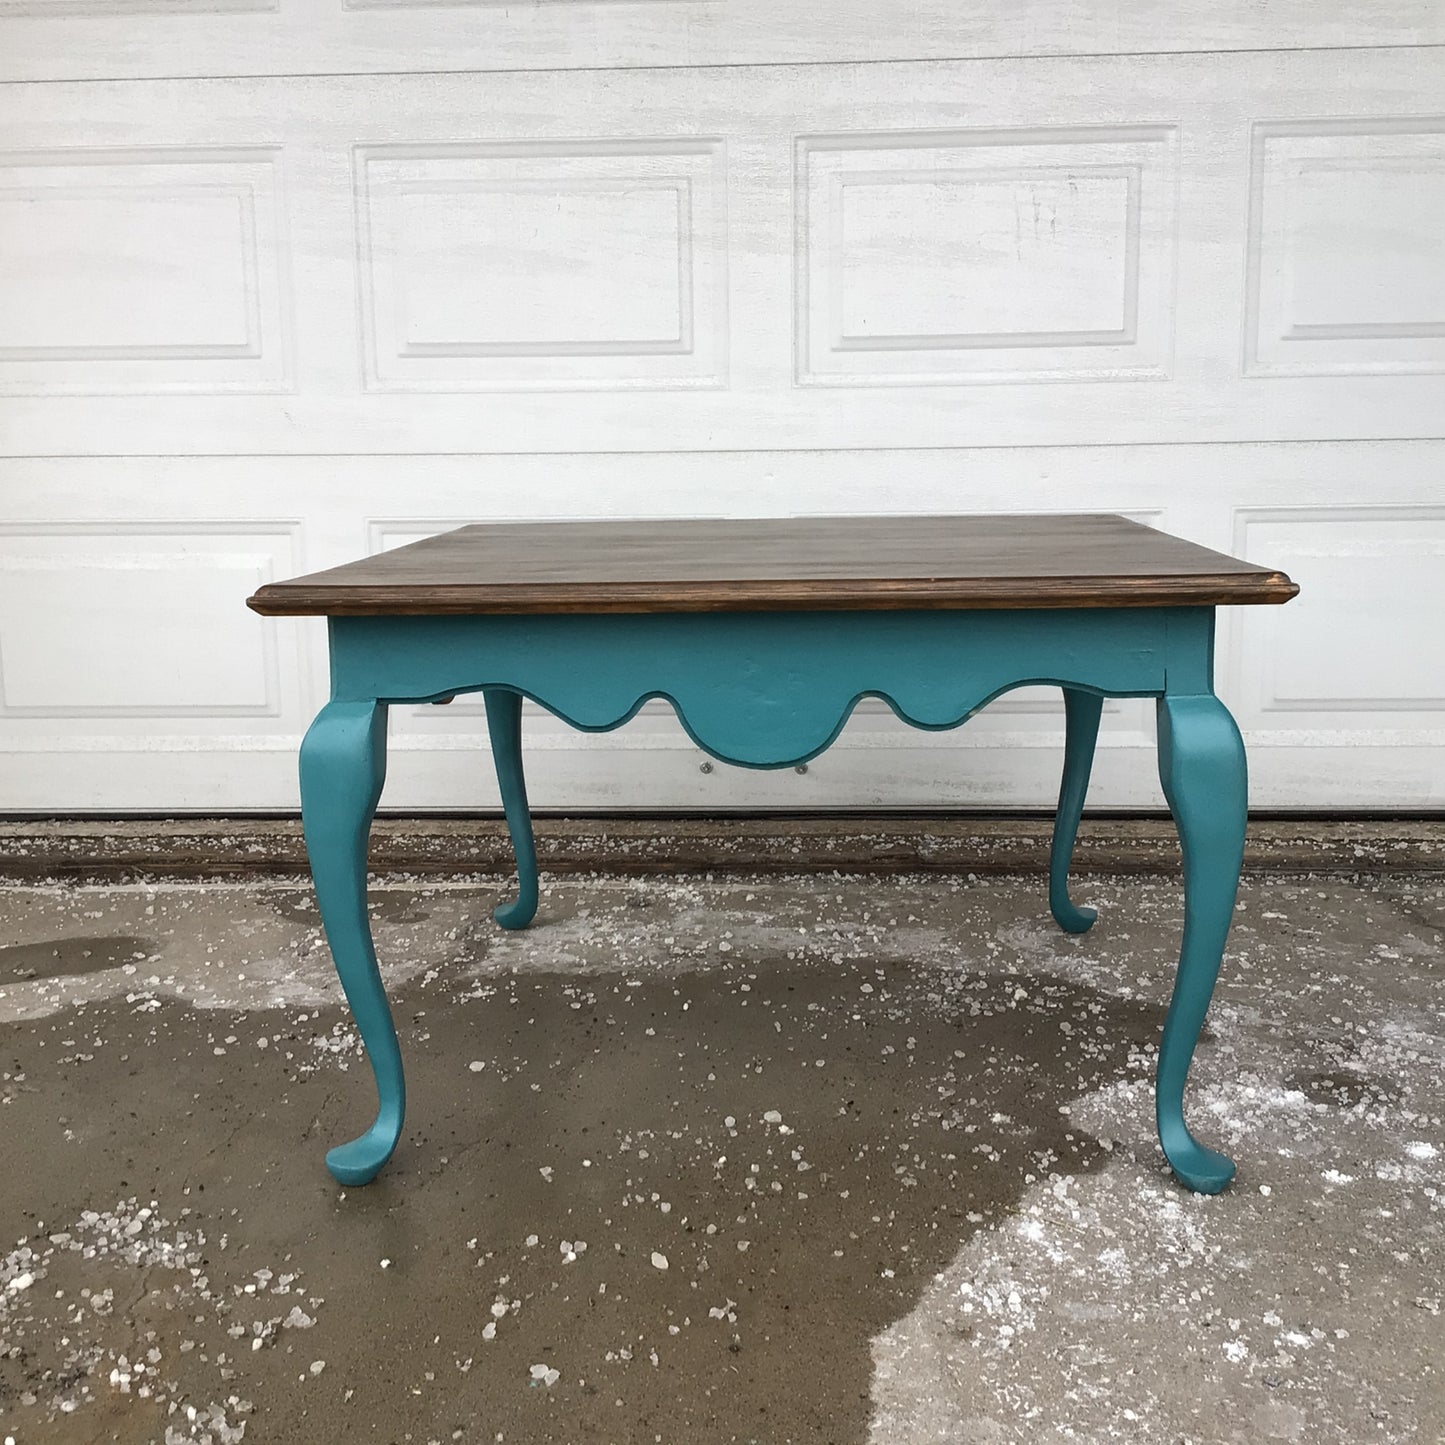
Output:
[246, 514, 1299, 616]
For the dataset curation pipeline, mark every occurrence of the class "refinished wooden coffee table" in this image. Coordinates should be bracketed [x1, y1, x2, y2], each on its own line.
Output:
[247, 514, 1298, 1194]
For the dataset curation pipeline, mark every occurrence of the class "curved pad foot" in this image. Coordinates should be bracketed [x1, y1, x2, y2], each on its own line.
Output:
[326, 1114, 403, 1187]
[1158, 1121, 1236, 1195]
[493, 891, 538, 931]
[1051, 899, 1097, 934]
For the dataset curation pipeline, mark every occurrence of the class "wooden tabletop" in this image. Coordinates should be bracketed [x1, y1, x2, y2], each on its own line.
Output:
[246, 514, 1299, 616]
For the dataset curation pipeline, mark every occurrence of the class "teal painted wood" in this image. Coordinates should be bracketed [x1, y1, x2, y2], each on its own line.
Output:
[483, 687, 539, 930]
[301, 604, 1245, 1194]
[297, 699, 404, 1187]
[326, 608, 1196, 766]
[1153, 692, 1248, 1194]
[1050, 687, 1103, 934]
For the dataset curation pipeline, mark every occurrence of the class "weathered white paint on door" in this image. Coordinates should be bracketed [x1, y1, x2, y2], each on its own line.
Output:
[0, 15, 1442, 812]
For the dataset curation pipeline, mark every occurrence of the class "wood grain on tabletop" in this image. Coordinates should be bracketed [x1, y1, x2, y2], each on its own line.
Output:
[247, 514, 1299, 616]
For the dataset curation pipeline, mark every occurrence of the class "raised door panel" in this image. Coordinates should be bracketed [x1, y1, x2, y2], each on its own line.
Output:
[3, 51, 1444, 456]
[1228, 508, 1445, 727]
[356, 140, 728, 392]
[0, 523, 310, 735]
[797, 126, 1176, 385]
[1246, 120, 1445, 377]
[0, 149, 291, 395]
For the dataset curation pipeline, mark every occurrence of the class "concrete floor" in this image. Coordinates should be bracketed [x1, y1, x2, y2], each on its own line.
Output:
[0, 864, 1441, 1444]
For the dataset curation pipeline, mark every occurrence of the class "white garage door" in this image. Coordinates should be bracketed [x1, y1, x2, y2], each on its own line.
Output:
[1, 7, 1443, 813]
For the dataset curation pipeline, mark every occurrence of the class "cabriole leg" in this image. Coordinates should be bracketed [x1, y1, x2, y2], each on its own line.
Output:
[1049, 687, 1103, 933]
[484, 688, 539, 930]
[299, 699, 403, 1186]
[1154, 692, 1247, 1194]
